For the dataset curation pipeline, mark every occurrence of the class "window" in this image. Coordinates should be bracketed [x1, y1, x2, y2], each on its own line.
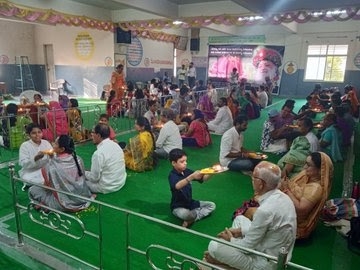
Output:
[304, 44, 348, 82]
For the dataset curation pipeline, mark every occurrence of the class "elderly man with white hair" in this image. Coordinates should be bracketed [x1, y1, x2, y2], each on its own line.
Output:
[203, 161, 297, 270]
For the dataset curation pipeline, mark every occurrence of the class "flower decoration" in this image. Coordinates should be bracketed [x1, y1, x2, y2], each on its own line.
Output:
[1, 1, 360, 44]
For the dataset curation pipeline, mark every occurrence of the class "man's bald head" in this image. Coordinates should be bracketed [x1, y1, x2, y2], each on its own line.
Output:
[253, 161, 281, 190]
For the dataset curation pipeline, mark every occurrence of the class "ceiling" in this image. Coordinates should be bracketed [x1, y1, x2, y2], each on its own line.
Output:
[70, 0, 360, 16]
[67, 0, 360, 35]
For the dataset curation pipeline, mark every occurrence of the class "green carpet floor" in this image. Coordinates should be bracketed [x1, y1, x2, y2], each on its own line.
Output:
[0, 97, 359, 269]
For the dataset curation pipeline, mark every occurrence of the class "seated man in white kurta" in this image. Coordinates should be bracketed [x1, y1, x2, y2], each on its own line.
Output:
[203, 161, 297, 270]
[85, 123, 126, 194]
[207, 97, 233, 135]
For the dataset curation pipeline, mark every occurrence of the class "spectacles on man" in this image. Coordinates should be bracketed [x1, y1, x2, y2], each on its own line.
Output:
[252, 176, 265, 183]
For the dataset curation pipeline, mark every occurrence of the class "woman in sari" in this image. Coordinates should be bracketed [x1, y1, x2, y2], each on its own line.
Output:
[197, 90, 216, 121]
[111, 64, 126, 100]
[233, 152, 333, 240]
[342, 84, 359, 118]
[239, 93, 256, 119]
[66, 98, 83, 142]
[277, 136, 311, 178]
[42, 101, 68, 142]
[29, 135, 94, 212]
[182, 109, 211, 148]
[280, 152, 333, 239]
[106, 90, 123, 117]
[319, 113, 343, 162]
[227, 89, 240, 119]
[123, 116, 155, 172]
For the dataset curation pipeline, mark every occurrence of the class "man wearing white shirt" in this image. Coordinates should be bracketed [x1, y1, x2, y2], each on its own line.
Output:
[258, 85, 268, 109]
[299, 117, 320, 152]
[155, 108, 182, 159]
[149, 78, 159, 99]
[187, 62, 196, 88]
[207, 97, 233, 135]
[219, 115, 256, 172]
[204, 161, 297, 269]
[85, 123, 126, 194]
[177, 65, 187, 87]
[143, 100, 159, 127]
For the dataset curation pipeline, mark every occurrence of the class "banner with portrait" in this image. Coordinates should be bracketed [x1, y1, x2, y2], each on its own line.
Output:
[208, 45, 285, 89]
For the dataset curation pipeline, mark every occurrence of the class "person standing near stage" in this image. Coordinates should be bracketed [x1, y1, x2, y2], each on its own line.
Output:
[187, 62, 196, 88]
[111, 64, 126, 100]
[177, 64, 187, 87]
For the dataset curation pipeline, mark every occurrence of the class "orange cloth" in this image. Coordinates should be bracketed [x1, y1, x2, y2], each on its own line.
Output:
[111, 71, 126, 100]
[288, 152, 333, 239]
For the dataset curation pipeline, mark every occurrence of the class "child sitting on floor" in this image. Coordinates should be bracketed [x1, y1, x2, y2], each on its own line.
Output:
[168, 148, 215, 227]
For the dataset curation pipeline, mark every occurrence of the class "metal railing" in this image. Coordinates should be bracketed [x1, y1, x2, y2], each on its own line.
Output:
[8, 163, 313, 270]
[0, 103, 128, 166]
[1, 87, 231, 167]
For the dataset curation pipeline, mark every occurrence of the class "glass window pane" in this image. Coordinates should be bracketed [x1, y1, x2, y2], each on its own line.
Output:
[328, 45, 348, 55]
[305, 44, 348, 82]
[305, 57, 326, 80]
[307, 45, 327, 55]
[324, 56, 347, 82]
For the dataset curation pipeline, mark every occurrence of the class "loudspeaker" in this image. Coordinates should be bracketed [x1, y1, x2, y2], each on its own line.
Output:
[175, 36, 188, 50]
[190, 38, 200, 51]
[115, 27, 131, 44]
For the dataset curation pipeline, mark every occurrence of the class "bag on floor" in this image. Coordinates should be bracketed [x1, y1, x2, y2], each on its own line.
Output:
[347, 217, 360, 254]
[321, 198, 360, 221]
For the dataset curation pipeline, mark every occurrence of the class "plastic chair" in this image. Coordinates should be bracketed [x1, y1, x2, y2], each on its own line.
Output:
[101, 84, 111, 100]
[49, 79, 65, 98]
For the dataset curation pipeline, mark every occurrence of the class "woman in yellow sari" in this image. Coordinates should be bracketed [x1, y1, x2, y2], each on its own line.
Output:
[280, 151, 333, 239]
[66, 98, 83, 142]
[124, 116, 155, 172]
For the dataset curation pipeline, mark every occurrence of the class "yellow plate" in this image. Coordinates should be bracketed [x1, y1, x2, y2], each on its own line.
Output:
[248, 153, 268, 160]
[42, 149, 54, 155]
[200, 167, 228, 174]
[200, 168, 215, 174]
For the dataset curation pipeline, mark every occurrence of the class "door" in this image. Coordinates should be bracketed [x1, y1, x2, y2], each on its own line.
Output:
[44, 44, 55, 89]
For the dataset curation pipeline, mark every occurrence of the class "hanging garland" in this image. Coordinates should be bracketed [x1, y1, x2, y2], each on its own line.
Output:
[0, 1, 114, 31]
[1, 1, 360, 43]
[118, 7, 360, 31]
[131, 29, 179, 43]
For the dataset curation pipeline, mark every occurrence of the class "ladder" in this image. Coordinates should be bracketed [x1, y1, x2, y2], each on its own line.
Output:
[15, 56, 35, 93]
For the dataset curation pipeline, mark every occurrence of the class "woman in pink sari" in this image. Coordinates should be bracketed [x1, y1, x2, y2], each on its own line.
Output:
[197, 84, 217, 121]
[42, 101, 68, 141]
[182, 109, 211, 147]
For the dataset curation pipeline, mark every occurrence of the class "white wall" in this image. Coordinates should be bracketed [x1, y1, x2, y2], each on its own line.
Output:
[34, 24, 114, 66]
[0, 21, 36, 63]
[0, 20, 114, 66]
